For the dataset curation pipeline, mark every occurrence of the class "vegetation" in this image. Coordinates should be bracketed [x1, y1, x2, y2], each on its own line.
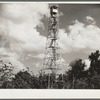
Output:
[0, 50, 100, 89]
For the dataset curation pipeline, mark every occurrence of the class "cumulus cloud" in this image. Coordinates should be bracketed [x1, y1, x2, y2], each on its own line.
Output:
[1, 3, 49, 53]
[1, 57, 27, 74]
[59, 16, 100, 54]
[84, 59, 90, 70]
[0, 3, 49, 73]
[85, 16, 95, 24]
[33, 54, 45, 59]
[29, 15, 100, 74]
[0, 47, 27, 74]
[0, 3, 99, 75]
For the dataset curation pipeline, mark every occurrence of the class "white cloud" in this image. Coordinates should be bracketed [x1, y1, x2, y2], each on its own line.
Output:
[0, 4, 99, 75]
[84, 59, 90, 70]
[0, 47, 27, 73]
[59, 16, 100, 54]
[1, 3, 49, 53]
[85, 16, 95, 24]
[33, 54, 45, 59]
[0, 3, 49, 74]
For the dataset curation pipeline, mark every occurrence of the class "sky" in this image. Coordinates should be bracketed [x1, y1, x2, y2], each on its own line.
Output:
[0, 3, 100, 74]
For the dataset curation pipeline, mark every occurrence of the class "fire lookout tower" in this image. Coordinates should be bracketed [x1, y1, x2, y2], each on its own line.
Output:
[42, 4, 62, 88]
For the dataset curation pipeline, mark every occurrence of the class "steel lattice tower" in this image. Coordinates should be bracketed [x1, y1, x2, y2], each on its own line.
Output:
[42, 4, 62, 88]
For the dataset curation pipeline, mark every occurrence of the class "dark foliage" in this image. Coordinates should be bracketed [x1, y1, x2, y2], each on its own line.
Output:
[1, 50, 100, 89]
[66, 59, 86, 88]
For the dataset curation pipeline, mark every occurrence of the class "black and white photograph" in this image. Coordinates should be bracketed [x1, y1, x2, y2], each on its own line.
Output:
[0, 2, 100, 89]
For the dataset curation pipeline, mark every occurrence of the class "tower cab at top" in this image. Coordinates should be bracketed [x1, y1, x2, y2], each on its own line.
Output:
[50, 5, 58, 18]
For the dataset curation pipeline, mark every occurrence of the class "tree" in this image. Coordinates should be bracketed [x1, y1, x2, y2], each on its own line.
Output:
[0, 60, 14, 88]
[9, 71, 40, 89]
[67, 59, 86, 88]
[1, 81, 13, 89]
[38, 73, 56, 89]
[53, 74, 65, 89]
[74, 78, 89, 89]
[88, 50, 100, 75]
[91, 75, 100, 89]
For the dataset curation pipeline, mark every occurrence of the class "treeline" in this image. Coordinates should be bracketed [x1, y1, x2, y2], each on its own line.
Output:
[0, 50, 100, 89]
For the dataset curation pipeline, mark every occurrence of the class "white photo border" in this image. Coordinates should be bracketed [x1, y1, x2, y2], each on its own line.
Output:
[0, 1, 100, 99]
